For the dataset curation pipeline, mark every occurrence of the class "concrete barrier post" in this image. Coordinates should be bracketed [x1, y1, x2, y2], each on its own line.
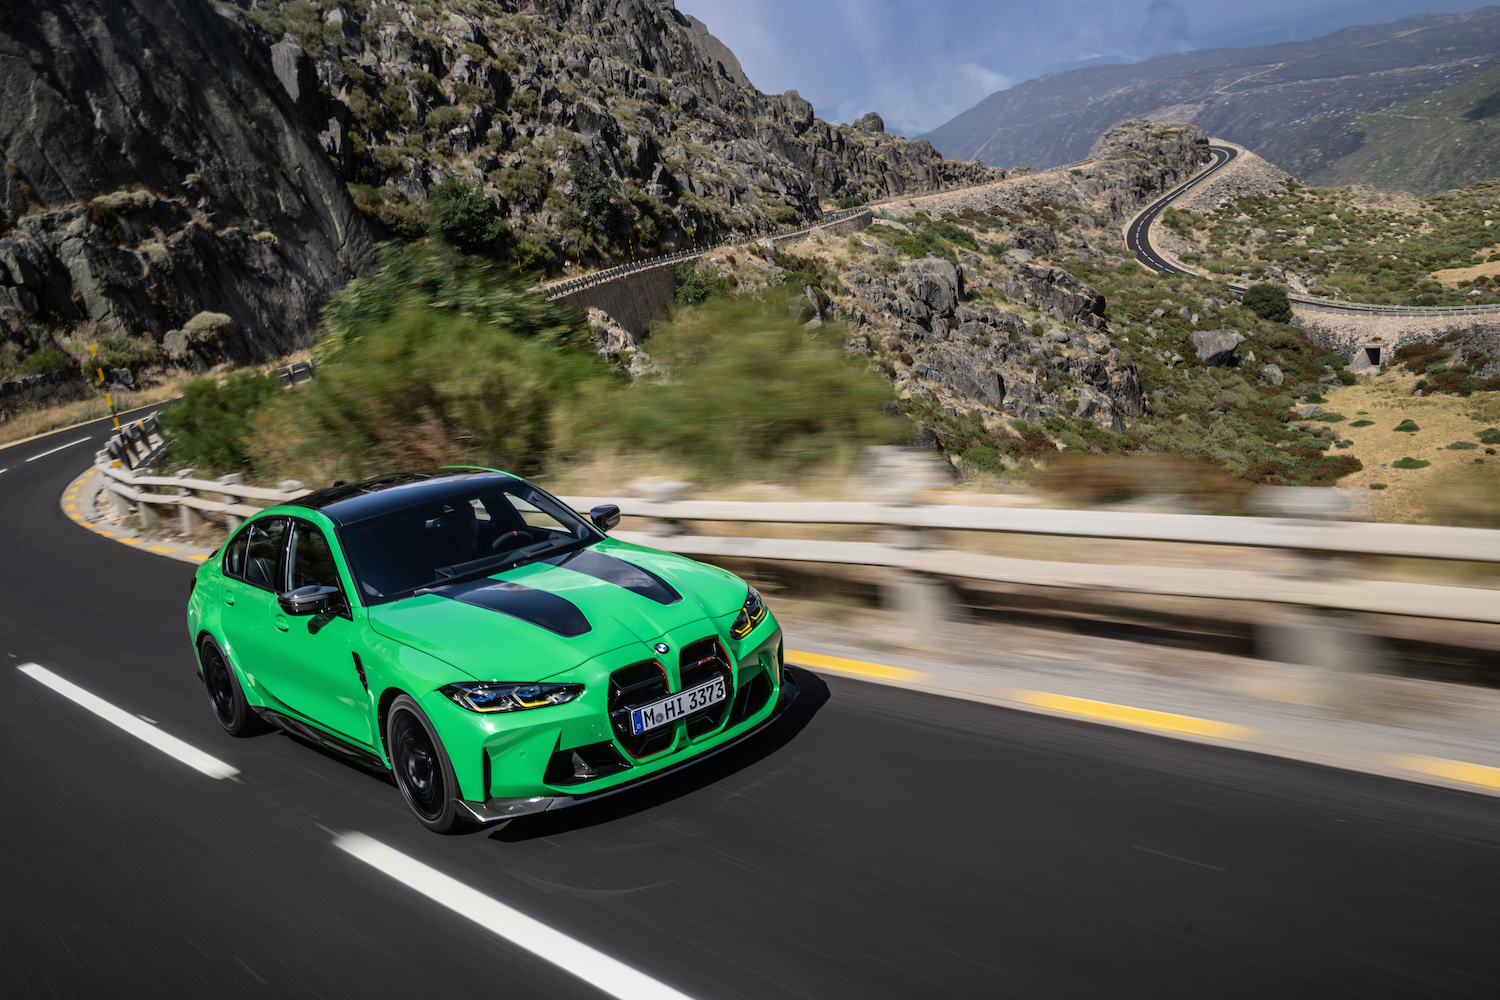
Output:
[219, 474, 245, 532]
[176, 468, 201, 532]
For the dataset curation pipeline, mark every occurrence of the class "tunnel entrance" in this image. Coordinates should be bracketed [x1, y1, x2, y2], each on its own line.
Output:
[1364, 346, 1382, 367]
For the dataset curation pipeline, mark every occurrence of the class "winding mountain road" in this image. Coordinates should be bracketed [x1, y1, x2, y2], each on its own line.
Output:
[1126, 144, 1238, 275]
[4, 417, 1500, 997]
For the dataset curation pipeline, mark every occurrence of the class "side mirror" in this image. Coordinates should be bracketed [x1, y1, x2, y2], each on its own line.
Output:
[589, 503, 622, 533]
[279, 584, 343, 616]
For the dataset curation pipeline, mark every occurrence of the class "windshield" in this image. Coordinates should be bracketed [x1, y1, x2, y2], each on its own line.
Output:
[337, 480, 601, 605]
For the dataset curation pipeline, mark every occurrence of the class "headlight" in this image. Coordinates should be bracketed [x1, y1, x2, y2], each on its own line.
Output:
[439, 681, 585, 714]
[730, 587, 767, 639]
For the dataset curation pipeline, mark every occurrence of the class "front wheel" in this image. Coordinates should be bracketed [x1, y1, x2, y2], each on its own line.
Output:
[200, 636, 260, 736]
[387, 695, 465, 834]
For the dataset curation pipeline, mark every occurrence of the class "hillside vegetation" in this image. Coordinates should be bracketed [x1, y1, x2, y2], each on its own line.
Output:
[1312, 65, 1500, 194]
[1161, 179, 1500, 307]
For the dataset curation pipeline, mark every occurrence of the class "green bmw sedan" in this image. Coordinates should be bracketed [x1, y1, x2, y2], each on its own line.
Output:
[186, 468, 793, 832]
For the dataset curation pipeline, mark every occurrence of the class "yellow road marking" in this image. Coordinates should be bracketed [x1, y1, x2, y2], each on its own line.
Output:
[119, 537, 141, 546]
[149, 545, 177, 554]
[64, 503, 76, 511]
[189, 554, 208, 562]
[787, 649, 930, 682]
[1012, 691, 1252, 740]
[1394, 755, 1500, 791]
[95, 529, 114, 537]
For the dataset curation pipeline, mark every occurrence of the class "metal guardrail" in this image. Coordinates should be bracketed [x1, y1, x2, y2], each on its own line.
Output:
[87, 417, 1500, 626]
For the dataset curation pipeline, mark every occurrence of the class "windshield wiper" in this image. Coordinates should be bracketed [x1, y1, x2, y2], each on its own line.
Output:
[408, 538, 593, 597]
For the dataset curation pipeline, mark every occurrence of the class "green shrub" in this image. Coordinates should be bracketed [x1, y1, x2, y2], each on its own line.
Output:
[96, 334, 164, 376]
[674, 262, 732, 305]
[252, 296, 606, 481]
[19, 348, 75, 376]
[1369, 482, 1387, 490]
[1394, 419, 1420, 432]
[427, 179, 508, 255]
[1351, 419, 1375, 427]
[1242, 282, 1292, 323]
[964, 445, 1007, 472]
[159, 372, 281, 474]
[1392, 456, 1430, 469]
[1448, 441, 1479, 450]
[425, 105, 468, 133]
[1477, 427, 1500, 444]
[576, 294, 902, 477]
[1311, 412, 1345, 422]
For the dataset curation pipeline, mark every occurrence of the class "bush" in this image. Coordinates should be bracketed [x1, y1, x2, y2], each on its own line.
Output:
[96, 334, 164, 376]
[425, 105, 468, 133]
[427, 179, 509, 256]
[1369, 482, 1388, 490]
[674, 262, 732, 305]
[19, 348, 75, 376]
[1448, 441, 1479, 450]
[1477, 427, 1500, 445]
[574, 294, 902, 477]
[1394, 419, 1420, 433]
[1242, 282, 1292, 323]
[1351, 419, 1375, 427]
[159, 372, 281, 474]
[1392, 456, 1430, 469]
[251, 297, 608, 481]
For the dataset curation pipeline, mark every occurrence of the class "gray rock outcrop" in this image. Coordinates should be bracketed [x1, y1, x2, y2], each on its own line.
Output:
[0, 0, 377, 363]
[1190, 330, 1245, 367]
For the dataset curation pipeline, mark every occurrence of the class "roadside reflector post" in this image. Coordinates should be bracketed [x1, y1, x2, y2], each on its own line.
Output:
[176, 468, 201, 533]
[219, 473, 245, 532]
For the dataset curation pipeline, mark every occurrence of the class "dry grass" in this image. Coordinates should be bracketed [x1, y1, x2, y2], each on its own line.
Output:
[0, 380, 186, 447]
[1430, 242, 1500, 285]
[1320, 375, 1500, 523]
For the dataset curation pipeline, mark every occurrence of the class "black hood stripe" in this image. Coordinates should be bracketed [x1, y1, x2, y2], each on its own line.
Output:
[442, 580, 592, 637]
[549, 549, 682, 606]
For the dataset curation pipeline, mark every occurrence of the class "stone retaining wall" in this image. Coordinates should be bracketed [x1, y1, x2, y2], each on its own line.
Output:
[0, 368, 89, 416]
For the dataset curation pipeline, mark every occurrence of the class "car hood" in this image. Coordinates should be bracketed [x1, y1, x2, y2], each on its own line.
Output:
[365, 539, 746, 680]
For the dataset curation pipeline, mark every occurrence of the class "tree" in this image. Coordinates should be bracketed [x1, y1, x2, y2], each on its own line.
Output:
[1242, 282, 1292, 323]
[427, 180, 508, 256]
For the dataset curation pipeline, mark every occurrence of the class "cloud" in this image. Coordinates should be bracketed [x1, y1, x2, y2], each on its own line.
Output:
[1139, 0, 1193, 55]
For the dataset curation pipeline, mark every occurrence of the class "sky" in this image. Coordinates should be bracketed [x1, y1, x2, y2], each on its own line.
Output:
[674, 0, 1498, 136]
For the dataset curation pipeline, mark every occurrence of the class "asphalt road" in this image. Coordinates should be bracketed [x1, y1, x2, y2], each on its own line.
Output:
[4, 416, 1500, 998]
[1125, 144, 1236, 276]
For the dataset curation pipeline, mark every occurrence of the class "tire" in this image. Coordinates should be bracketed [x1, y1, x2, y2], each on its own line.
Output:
[387, 695, 465, 834]
[200, 636, 260, 736]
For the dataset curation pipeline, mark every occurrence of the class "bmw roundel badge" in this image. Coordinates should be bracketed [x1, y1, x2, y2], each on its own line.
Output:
[654, 642, 671, 655]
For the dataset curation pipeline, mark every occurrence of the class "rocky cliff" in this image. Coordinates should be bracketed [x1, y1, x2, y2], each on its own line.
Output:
[0, 0, 377, 364]
[225, 0, 1000, 258]
[0, 0, 998, 370]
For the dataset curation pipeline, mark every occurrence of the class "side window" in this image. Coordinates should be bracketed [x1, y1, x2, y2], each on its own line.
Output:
[242, 518, 287, 591]
[287, 521, 341, 593]
[222, 526, 250, 579]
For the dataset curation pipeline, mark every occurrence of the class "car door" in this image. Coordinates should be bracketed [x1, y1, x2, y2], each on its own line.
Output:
[273, 518, 372, 746]
[217, 517, 288, 699]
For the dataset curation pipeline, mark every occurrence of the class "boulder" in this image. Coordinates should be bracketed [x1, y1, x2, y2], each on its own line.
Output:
[855, 111, 885, 133]
[1295, 404, 1326, 419]
[1190, 329, 1245, 367]
[1260, 363, 1285, 386]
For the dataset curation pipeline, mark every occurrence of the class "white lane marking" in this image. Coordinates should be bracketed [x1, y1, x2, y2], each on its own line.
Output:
[25, 437, 91, 462]
[335, 832, 697, 1000]
[0, 468, 8, 475]
[18, 664, 239, 779]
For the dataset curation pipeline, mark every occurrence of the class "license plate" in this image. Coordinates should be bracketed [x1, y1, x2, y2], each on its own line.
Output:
[630, 677, 727, 734]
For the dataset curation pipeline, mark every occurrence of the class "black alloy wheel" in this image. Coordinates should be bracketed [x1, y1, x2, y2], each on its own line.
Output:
[386, 695, 464, 834]
[200, 637, 259, 736]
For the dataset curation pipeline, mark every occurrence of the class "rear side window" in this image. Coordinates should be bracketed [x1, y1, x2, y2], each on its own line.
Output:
[241, 518, 287, 591]
[222, 527, 249, 578]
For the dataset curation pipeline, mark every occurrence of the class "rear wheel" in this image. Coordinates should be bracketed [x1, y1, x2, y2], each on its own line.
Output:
[387, 695, 465, 834]
[200, 637, 259, 736]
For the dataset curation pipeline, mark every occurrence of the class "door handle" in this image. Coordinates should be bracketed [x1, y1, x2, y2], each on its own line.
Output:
[223, 592, 235, 606]
[274, 615, 289, 632]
